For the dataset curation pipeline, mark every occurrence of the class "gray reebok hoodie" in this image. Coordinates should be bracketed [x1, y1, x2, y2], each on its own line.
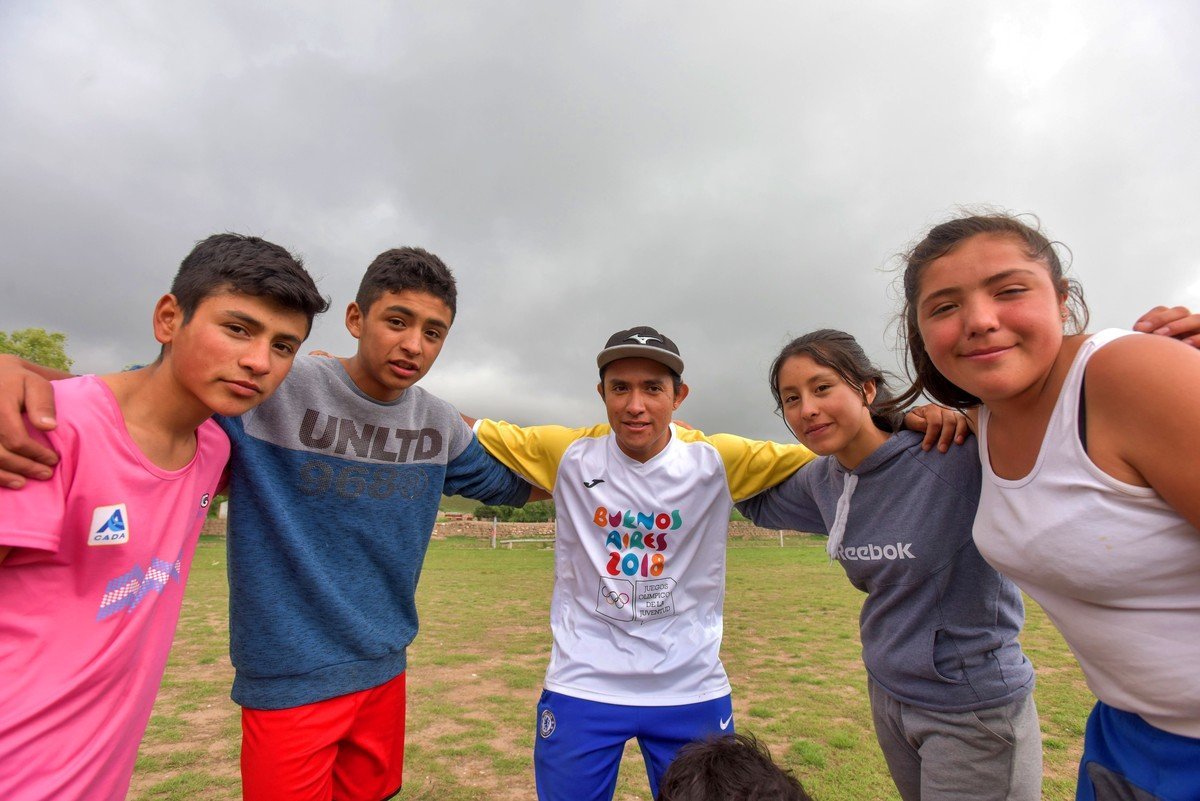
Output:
[738, 430, 1033, 712]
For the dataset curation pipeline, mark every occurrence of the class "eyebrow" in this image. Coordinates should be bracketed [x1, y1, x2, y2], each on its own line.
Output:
[779, 371, 838, 392]
[382, 304, 450, 331]
[606, 378, 667, 388]
[224, 309, 303, 347]
[920, 268, 1040, 306]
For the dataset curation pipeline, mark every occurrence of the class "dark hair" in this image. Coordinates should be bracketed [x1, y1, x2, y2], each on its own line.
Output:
[355, 247, 457, 319]
[172, 233, 329, 331]
[769, 329, 903, 434]
[599, 363, 684, 395]
[893, 212, 1089, 409]
[656, 733, 813, 801]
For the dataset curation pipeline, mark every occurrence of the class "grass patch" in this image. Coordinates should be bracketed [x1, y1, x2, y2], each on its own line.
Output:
[131, 533, 1095, 800]
[788, 739, 827, 768]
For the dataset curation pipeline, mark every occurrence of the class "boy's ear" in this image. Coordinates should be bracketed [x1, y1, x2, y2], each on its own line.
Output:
[344, 301, 364, 340]
[152, 294, 184, 346]
[672, 383, 690, 409]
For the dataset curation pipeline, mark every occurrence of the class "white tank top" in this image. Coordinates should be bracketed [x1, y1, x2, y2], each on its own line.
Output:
[974, 329, 1200, 738]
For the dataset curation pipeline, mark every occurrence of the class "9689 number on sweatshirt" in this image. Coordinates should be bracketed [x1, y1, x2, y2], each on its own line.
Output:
[297, 460, 429, 500]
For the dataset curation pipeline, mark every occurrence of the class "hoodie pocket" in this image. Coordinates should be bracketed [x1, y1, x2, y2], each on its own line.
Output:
[931, 627, 969, 685]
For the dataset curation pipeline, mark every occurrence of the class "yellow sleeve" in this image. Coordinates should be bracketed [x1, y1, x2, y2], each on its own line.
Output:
[473, 420, 610, 492]
[677, 429, 817, 502]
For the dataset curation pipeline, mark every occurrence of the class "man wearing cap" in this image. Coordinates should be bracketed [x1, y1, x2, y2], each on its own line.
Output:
[471, 326, 817, 801]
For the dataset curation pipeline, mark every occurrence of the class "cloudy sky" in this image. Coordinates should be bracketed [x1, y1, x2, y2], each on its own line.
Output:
[2, 1, 1197, 440]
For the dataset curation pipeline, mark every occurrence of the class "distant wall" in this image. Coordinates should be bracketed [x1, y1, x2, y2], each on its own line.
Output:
[431, 520, 813, 541]
[201, 518, 816, 540]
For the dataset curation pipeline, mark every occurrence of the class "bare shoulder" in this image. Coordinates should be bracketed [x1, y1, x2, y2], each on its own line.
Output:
[1084, 333, 1200, 445]
[1085, 333, 1200, 399]
[1089, 330, 1200, 474]
[1084, 333, 1200, 508]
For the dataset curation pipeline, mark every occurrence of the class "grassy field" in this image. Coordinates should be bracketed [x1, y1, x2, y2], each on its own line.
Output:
[130, 533, 1092, 800]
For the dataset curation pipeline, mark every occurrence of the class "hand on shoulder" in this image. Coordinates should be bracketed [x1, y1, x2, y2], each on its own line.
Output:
[0, 355, 63, 487]
[1133, 305, 1200, 348]
[904, 403, 975, 452]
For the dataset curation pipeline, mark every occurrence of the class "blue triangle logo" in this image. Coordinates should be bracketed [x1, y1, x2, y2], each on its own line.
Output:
[97, 508, 126, 533]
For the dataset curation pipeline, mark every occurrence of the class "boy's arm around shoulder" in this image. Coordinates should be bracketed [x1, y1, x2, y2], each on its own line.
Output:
[0, 355, 70, 487]
[697, 430, 817, 502]
[470, 419, 608, 493]
[1086, 334, 1200, 529]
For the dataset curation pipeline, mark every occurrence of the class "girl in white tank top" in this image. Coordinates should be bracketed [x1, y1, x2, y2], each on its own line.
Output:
[891, 212, 1200, 801]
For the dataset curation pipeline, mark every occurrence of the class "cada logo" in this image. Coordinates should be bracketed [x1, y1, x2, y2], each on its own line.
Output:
[88, 504, 130, 546]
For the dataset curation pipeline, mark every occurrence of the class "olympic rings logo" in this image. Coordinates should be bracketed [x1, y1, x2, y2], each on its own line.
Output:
[603, 589, 631, 608]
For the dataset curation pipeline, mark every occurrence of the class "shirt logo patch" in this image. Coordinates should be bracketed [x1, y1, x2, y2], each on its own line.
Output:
[200, 493, 211, 509]
[834, 542, 915, 561]
[583, 478, 605, 489]
[89, 504, 129, 546]
[539, 709, 556, 739]
[596, 577, 636, 622]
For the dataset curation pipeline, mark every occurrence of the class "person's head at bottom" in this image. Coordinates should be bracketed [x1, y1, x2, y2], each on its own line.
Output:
[656, 733, 814, 801]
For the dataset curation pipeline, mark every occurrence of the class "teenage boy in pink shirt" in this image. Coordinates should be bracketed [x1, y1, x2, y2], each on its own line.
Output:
[0, 234, 328, 801]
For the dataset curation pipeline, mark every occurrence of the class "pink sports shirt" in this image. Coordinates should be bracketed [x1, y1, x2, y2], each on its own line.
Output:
[0, 375, 230, 801]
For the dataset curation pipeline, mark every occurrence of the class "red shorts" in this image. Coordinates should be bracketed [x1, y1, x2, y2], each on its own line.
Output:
[241, 672, 406, 801]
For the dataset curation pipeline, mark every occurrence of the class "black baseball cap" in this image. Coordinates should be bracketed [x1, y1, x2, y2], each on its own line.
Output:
[596, 325, 684, 375]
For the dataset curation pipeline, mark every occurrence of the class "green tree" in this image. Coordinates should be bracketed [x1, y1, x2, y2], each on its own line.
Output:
[473, 501, 556, 522]
[0, 327, 74, 371]
[474, 504, 518, 521]
[511, 500, 556, 522]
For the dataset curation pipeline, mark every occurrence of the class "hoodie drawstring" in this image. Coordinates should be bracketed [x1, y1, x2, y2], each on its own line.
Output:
[826, 473, 859, 561]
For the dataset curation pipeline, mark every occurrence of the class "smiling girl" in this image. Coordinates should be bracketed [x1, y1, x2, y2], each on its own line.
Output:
[896, 213, 1200, 801]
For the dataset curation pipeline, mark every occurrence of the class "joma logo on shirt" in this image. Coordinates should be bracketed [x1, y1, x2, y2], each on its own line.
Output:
[835, 542, 915, 561]
[298, 409, 443, 463]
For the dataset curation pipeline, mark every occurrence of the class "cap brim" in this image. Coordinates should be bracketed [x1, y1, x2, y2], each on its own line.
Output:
[597, 345, 684, 375]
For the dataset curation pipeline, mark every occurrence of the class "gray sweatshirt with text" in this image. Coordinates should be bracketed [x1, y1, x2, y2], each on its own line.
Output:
[737, 430, 1033, 712]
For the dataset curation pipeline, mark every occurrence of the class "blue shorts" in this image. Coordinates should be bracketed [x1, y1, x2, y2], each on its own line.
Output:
[533, 689, 734, 801]
[1077, 701, 1200, 801]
